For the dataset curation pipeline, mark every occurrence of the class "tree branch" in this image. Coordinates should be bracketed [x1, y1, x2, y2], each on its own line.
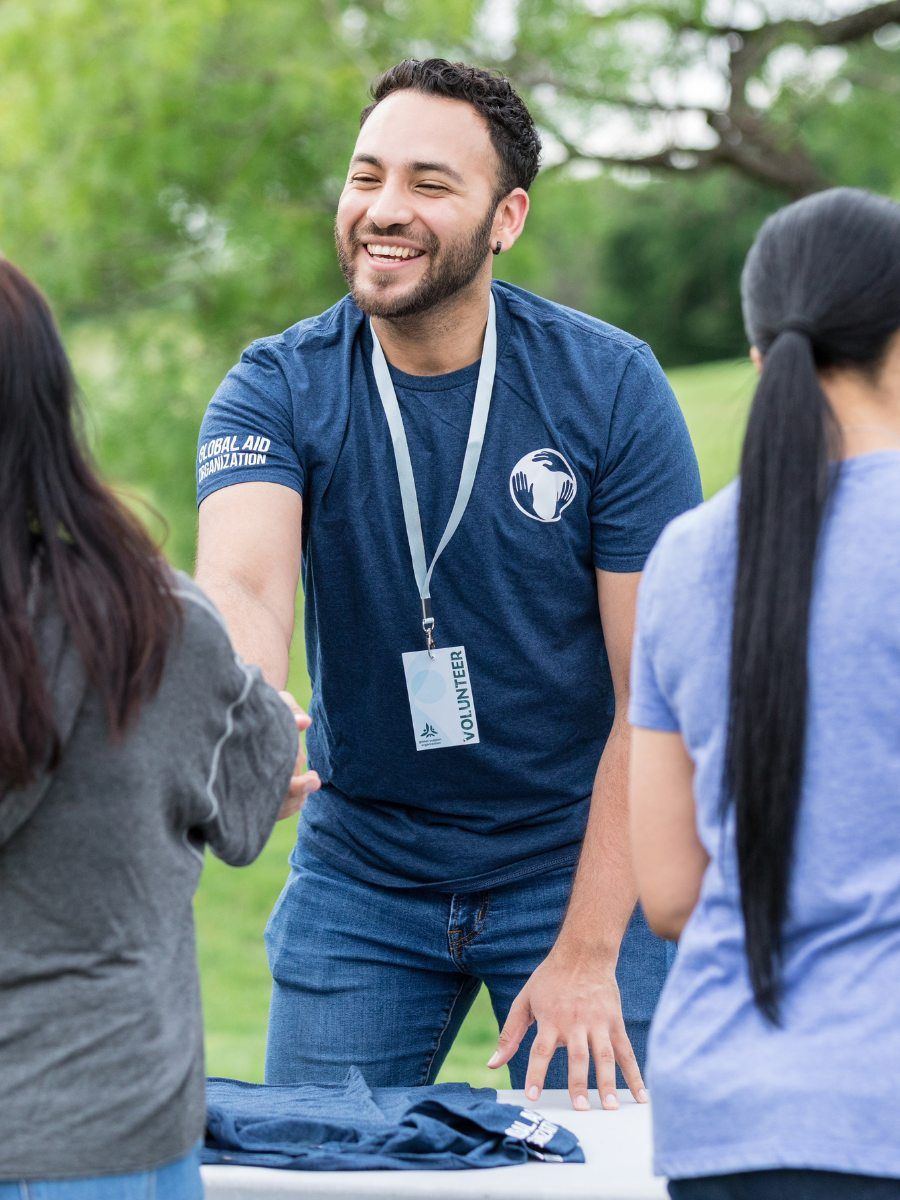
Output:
[785, 1, 900, 46]
[517, 71, 716, 116]
[516, 1, 896, 197]
[589, 0, 900, 42]
[541, 126, 721, 177]
[543, 119, 824, 196]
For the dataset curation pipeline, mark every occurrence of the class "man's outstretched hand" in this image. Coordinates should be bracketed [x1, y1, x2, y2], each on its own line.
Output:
[277, 691, 321, 820]
[486, 947, 648, 1112]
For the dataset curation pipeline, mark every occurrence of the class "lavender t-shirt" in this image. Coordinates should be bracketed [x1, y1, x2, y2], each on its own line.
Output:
[630, 453, 900, 1181]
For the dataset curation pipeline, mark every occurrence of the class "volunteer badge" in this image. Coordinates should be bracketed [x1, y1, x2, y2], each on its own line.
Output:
[402, 647, 480, 751]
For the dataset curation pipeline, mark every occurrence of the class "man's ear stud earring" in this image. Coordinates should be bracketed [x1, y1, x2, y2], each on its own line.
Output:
[493, 240, 502, 256]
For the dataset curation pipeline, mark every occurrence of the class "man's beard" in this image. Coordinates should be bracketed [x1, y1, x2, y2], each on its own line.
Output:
[335, 204, 496, 319]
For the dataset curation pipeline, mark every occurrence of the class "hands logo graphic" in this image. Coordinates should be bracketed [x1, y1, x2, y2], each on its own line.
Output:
[511, 471, 538, 518]
[509, 449, 577, 524]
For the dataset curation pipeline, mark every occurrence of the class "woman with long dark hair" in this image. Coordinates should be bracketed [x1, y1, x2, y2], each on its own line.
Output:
[0, 260, 311, 1197]
[629, 188, 900, 1199]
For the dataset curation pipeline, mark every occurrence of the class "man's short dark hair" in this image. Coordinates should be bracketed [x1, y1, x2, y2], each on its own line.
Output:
[360, 59, 541, 199]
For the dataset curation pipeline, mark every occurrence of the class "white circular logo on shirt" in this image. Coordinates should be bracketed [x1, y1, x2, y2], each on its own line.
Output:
[509, 449, 578, 523]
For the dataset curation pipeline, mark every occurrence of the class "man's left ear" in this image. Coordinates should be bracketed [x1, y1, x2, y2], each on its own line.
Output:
[492, 189, 530, 255]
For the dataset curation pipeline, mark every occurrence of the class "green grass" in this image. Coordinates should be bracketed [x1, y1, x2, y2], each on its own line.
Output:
[668, 357, 756, 498]
[191, 356, 755, 1087]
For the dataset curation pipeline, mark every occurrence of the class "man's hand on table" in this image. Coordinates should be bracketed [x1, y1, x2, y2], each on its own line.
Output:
[487, 946, 648, 1113]
[277, 691, 321, 820]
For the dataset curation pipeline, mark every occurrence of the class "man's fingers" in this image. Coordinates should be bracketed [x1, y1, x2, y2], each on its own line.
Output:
[524, 1026, 559, 1102]
[288, 770, 321, 799]
[278, 690, 312, 730]
[276, 795, 302, 821]
[591, 1035, 619, 1110]
[611, 1024, 647, 1103]
[566, 1032, 591, 1111]
[279, 692, 312, 776]
[278, 771, 321, 821]
[487, 995, 533, 1069]
[280, 773, 319, 820]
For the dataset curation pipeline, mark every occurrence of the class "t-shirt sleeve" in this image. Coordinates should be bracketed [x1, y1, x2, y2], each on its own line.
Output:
[197, 340, 304, 505]
[628, 542, 680, 732]
[591, 344, 702, 572]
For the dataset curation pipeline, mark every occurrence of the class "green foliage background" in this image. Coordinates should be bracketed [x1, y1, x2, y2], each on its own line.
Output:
[3, 0, 898, 1084]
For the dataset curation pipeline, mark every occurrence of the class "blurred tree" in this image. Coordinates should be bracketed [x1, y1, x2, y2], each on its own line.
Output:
[510, 167, 777, 366]
[1, 0, 380, 332]
[504, 1, 900, 197]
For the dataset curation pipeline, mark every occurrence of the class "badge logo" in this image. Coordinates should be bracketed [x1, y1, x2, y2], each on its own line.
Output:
[419, 722, 440, 743]
[509, 449, 577, 523]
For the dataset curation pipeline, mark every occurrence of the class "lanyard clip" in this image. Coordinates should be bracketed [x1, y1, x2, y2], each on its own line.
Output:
[421, 598, 435, 659]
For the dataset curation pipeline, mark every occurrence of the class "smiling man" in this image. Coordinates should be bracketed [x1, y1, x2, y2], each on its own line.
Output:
[195, 59, 702, 1111]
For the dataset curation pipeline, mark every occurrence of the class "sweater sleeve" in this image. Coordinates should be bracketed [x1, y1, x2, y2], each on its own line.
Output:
[173, 579, 299, 867]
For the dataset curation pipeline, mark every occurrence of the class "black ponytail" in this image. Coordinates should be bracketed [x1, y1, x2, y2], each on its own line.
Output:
[728, 189, 900, 1022]
[727, 330, 838, 1021]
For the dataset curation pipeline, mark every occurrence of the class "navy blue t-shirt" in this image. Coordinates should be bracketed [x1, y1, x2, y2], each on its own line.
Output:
[197, 281, 701, 891]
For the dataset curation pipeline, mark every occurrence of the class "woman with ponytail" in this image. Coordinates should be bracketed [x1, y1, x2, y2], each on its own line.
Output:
[629, 188, 900, 1199]
[0, 260, 311, 1197]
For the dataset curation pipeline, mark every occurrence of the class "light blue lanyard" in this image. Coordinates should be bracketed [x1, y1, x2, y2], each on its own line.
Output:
[371, 294, 497, 653]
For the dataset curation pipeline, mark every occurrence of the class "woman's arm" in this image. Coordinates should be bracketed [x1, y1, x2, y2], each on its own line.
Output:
[629, 727, 708, 941]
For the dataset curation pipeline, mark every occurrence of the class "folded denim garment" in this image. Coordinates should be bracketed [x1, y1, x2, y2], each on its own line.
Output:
[204, 1069, 584, 1171]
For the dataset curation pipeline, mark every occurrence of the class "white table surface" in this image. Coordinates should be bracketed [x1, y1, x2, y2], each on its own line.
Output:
[201, 1089, 666, 1200]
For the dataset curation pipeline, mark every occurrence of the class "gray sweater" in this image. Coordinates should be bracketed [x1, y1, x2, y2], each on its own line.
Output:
[0, 572, 298, 1180]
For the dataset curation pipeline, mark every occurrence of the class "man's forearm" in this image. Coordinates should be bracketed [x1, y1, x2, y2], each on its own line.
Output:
[554, 719, 637, 963]
[196, 569, 293, 689]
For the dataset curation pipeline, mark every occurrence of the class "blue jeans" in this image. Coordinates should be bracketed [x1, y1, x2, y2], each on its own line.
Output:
[264, 842, 674, 1088]
[0, 1146, 202, 1199]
